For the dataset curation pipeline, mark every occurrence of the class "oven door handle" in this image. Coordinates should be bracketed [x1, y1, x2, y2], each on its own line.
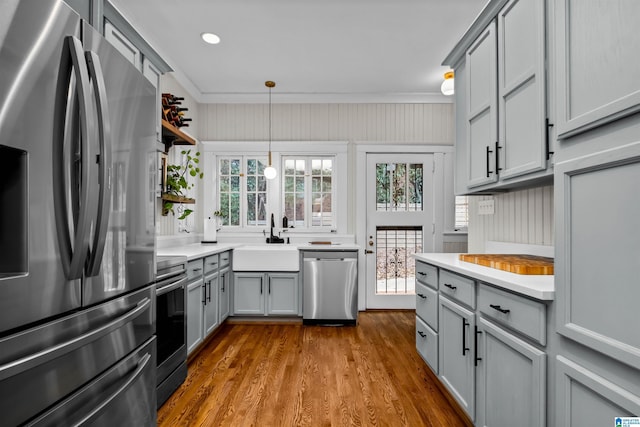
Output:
[157, 276, 187, 296]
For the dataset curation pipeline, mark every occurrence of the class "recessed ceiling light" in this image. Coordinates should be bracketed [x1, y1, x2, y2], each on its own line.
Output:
[201, 32, 220, 45]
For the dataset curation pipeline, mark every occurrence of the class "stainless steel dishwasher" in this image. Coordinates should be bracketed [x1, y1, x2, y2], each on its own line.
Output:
[302, 250, 358, 325]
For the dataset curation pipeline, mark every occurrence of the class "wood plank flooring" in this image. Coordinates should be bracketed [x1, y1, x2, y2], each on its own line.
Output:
[158, 311, 470, 426]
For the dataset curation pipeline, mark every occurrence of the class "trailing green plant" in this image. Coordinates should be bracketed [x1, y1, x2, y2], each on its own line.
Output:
[164, 150, 203, 220]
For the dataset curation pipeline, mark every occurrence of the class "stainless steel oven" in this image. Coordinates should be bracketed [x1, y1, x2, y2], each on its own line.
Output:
[155, 256, 188, 408]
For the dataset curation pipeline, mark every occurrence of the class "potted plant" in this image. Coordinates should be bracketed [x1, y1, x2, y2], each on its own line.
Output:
[163, 150, 203, 220]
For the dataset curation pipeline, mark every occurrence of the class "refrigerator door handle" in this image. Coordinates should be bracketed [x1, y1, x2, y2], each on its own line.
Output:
[0, 297, 151, 382]
[73, 352, 151, 426]
[52, 36, 97, 280]
[84, 50, 112, 277]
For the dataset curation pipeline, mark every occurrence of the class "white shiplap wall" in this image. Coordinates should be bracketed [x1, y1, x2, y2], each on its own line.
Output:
[467, 185, 554, 253]
[199, 103, 453, 143]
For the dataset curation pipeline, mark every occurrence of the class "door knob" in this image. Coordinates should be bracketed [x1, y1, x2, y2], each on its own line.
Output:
[368, 240, 374, 246]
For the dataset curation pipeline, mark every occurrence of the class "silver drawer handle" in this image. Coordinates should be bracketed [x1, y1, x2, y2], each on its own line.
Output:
[490, 304, 510, 314]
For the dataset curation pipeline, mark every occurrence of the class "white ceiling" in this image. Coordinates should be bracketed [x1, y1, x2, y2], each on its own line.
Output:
[109, 0, 487, 103]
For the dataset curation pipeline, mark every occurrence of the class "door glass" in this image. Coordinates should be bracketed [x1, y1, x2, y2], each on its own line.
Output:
[376, 226, 422, 295]
[376, 163, 423, 211]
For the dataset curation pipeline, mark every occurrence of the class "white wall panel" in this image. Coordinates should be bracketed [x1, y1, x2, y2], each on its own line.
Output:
[199, 103, 453, 143]
[467, 185, 554, 253]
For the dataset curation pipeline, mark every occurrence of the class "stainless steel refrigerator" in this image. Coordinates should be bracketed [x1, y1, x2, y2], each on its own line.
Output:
[0, 0, 158, 425]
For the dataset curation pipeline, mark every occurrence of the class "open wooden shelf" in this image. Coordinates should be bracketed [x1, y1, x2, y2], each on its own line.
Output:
[161, 119, 196, 151]
[161, 193, 195, 216]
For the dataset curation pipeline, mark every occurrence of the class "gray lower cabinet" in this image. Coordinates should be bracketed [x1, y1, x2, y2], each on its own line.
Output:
[416, 260, 549, 426]
[218, 267, 230, 322]
[185, 251, 232, 355]
[203, 272, 219, 336]
[233, 272, 299, 316]
[555, 356, 640, 426]
[439, 294, 476, 420]
[186, 276, 204, 354]
[476, 317, 546, 427]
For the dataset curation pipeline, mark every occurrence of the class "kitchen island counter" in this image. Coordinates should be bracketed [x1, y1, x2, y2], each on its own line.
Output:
[413, 253, 554, 300]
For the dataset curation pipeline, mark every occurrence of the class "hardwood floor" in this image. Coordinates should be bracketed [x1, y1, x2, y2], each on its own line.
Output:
[158, 311, 471, 426]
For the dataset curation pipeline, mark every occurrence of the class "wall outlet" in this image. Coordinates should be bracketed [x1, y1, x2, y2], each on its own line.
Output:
[478, 199, 495, 215]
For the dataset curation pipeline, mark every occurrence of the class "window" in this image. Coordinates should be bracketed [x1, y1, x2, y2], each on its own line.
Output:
[218, 157, 268, 227]
[375, 162, 424, 212]
[283, 156, 335, 229]
[455, 196, 469, 230]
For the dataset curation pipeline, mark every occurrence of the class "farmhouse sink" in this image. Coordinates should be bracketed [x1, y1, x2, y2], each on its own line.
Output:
[233, 245, 300, 271]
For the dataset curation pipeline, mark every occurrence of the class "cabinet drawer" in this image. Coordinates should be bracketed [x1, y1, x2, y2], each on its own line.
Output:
[416, 282, 438, 331]
[416, 316, 438, 374]
[439, 269, 476, 309]
[416, 262, 438, 289]
[478, 284, 546, 345]
[187, 259, 203, 281]
[204, 254, 219, 274]
[219, 251, 230, 268]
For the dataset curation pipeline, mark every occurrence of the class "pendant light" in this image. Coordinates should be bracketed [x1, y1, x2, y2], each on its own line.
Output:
[264, 81, 277, 180]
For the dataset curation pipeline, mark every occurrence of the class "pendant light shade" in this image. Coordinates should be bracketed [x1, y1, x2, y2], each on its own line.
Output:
[264, 81, 277, 180]
[441, 71, 455, 96]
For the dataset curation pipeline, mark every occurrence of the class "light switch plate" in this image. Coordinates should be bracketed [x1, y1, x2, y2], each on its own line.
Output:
[478, 199, 495, 215]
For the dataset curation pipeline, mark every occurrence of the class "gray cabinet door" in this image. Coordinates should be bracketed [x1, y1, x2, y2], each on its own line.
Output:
[104, 21, 141, 70]
[497, 0, 547, 180]
[267, 273, 299, 316]
[203, 273, 219, 336]
[476, 318, 546, 427]
[554, 0, 640, 139]
[219, 267, 230, 322]
[555, 142, 640, 368]
[186, 279, 203, 354]
[233, 273, 265, 315]
[466, 21, 498, 188]
[438, 295, 476, 420]
[556, 356, 640, 426]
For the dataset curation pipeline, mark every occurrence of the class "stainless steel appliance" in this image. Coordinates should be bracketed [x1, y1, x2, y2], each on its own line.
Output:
[0, 0, 158, 424]
[302, 250, 358, 325]
[156, 255, 188, 408]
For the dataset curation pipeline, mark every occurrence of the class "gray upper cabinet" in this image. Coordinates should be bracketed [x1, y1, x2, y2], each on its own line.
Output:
[466, 22, 498, 189]
[497, 0, 547, 180]
[554, 0, 640, 139]
[143, 58, 162, 143]
[104, 21, 141, 69]
[445, 0, 551, 194]
[555, 141, 640, 369]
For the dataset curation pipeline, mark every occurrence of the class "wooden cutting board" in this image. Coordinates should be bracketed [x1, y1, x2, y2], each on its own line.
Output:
[459, 254, 554, 275]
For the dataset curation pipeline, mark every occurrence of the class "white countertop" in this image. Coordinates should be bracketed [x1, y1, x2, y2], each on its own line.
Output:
[157, 242, 360, 261]
[157, 243, 240, 260]
[413, 253, 554, 301]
